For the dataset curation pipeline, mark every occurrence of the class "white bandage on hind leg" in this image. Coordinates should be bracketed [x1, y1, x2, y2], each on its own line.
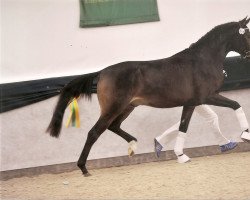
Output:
[174, 131, 187, 156]
[235, 107, 249, 131]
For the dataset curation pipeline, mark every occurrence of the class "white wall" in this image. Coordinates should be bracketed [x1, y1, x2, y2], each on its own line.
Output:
[1, 0, 249, 83]
[1, 0, 250, 171]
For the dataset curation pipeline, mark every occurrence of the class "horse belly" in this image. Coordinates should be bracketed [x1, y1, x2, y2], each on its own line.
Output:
[133, 65, 195, 108]
[131, 88, 193, 108]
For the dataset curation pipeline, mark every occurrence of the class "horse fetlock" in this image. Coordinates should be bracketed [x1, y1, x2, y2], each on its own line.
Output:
[128, 140, 137, 157]
[83, 172, 92, 177]
[77, 163, 88, 174]
[177, 154, 190, 164]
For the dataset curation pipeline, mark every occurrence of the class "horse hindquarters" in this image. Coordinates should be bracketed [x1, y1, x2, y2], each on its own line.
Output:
[77, 68, 138, 175]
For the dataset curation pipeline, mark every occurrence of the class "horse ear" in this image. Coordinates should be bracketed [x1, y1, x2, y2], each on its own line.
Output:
[239, 16, 249, 26]
[245, 17, 250, 25]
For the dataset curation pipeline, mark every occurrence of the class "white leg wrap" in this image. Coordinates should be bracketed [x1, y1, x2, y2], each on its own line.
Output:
[174, 132, 190, 163]
[174, 132, 186, 156]
[241, 131, 250, 141]
[235, 107, 249, 131]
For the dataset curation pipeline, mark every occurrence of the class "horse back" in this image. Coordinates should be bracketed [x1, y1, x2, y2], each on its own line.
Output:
[97, 52, 224, 109]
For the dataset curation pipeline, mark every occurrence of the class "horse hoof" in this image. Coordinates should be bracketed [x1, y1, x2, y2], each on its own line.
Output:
[220, 141, 238, 152]
[83, 172, 92, 177]
[177, 154, 190, 164]
[128, 150, 135, 157]
[154, 138, 163, 158]
[128, 140, 137, 157]
[241, 131, 250, 142]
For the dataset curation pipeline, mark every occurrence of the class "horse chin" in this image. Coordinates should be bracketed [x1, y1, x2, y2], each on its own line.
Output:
[241, 51, 250, 59]
[244, 55, 250, 60]
[244, 50, 250, 59]
[246, 54, 250, 59]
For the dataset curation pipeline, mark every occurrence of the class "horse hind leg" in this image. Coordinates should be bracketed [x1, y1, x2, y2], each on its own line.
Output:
[108, 105, 138, 156]
[77, 113, 119, 176]
[77, 90, 133, 176]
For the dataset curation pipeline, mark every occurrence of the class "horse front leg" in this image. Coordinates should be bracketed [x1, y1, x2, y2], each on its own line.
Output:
[205, 94, 250, 142]
[174, 105, 195, 163]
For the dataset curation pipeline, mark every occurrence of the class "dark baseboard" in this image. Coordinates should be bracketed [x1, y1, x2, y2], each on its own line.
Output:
[1, 142, 250, 181]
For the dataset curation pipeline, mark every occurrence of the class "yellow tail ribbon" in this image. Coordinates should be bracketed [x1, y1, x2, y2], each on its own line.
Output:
[66, 98, 80, 128]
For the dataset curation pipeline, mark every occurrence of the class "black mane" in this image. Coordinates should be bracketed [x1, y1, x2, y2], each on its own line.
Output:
[190, 22, 238, 49]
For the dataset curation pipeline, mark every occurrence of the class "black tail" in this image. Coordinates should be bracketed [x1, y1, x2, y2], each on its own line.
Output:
[47, 72, 99, 138]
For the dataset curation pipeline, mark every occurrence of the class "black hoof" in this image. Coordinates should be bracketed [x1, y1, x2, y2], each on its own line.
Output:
[83, 172, 92, 177]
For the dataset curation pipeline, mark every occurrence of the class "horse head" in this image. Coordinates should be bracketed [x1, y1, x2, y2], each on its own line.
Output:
[230, 17, 250, 59]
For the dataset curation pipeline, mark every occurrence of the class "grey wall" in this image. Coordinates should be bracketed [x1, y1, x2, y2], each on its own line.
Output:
[1, 89, 249, 171]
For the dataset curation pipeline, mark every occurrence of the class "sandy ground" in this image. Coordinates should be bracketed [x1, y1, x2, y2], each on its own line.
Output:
[1, 152, 250, 200]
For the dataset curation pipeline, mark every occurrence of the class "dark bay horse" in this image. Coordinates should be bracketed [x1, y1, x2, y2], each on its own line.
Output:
[47, 17, 250, 176]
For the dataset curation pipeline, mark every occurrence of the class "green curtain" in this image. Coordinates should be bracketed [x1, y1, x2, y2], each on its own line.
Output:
[79, 0, 160, 27]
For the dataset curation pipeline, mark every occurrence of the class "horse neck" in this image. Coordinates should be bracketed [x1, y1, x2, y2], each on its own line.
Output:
[193, 36, 231, 65]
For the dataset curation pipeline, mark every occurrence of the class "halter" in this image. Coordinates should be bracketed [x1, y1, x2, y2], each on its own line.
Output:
[239, 27, 250, 58]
